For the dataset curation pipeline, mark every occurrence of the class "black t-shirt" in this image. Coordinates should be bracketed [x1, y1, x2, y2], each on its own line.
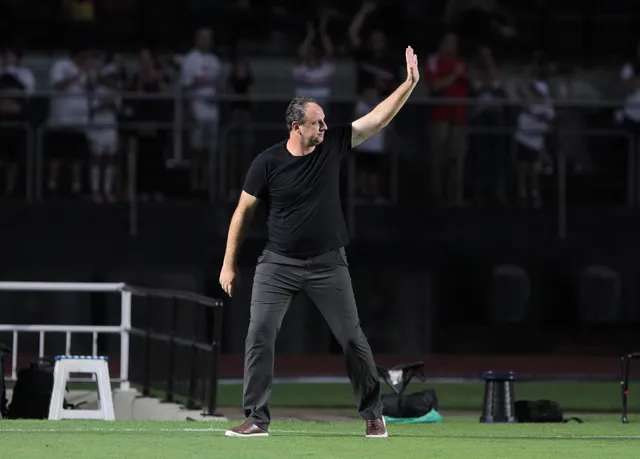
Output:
[243, 124, 352, 259]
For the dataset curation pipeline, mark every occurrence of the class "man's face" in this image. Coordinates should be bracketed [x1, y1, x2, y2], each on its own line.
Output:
[295, 103, 327, 147]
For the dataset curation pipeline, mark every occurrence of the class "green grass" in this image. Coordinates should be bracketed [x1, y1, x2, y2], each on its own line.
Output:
[2, 416, 640, 459]
[215, 381, 640, 413]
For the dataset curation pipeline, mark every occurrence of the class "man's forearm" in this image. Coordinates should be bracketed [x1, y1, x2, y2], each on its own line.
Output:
[223, 208, 254, 267]
[371, 79, 417, 127]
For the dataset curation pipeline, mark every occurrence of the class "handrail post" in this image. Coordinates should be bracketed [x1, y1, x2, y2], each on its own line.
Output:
[186, 310, 200, 410]
[165, 297, 179, 402]
[25, 124, 34, 203]
[142, 296, 153, 396]
[173, 87, 184, 163]
[119, 290, 132, 390]
[206, 305, 223, 416]
[35, 124, 45, 201]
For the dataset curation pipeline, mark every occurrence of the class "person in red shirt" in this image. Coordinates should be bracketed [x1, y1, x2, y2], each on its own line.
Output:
[426, 33, 469, 206]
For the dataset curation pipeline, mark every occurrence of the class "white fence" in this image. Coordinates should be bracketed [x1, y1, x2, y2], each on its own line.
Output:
[0, 282, 132, 390]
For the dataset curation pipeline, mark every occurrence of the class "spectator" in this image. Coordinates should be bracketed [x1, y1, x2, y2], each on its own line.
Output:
[104, 51, 128, 90]
[348, 1, 400, 97]
[468, 46, 508, 206]
[47, 47, 94, 197]
[87, 64, 121, 203]
[0, 47, 34, 198]
[554, 65, 598, 175]
[292, 12, 335, 110]
[180, 27, 223, 196]
[226, 57, 254, 201]
[618, 41, 640, 137]
[513, 80, 555, 209]
[426, 33, 469, 206]
[353, 87, 388, 204]
[129, 48, 170, 202]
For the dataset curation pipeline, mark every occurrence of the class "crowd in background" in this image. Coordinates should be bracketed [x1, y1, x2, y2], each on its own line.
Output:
[0, 0, 638, 208]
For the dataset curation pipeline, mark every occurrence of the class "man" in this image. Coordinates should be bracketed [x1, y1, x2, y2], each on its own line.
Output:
[219, 46, 420, 438]
[180, 27, 222, 195]
[47, 47, 93, 197]
[426, 33, 469, 206]
[0, 46, 35, 198]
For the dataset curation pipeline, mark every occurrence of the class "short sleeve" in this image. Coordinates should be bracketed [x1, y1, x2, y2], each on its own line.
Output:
[242, 154, 269, 199]
[50, 60, 71, 86]
[326, 124, 352, 154]
[180, 53, 199, 87]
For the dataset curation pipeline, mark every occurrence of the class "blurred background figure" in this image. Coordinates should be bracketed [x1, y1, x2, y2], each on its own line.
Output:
[0, 46, 34, 199]
[353, 86, 387, 204]
[349, 1, 400, 99]
[426, 33, 469, 207]
[129, 48, 171, 203]
[225, 57, 254, 202]
[467, 46, 508, 206]
[87, 63, 122, 203]
[46, 47, 93, 198]
[181, 27, 222, 197]
[513, 80, 555, 209]
[292, 11, 335, 110]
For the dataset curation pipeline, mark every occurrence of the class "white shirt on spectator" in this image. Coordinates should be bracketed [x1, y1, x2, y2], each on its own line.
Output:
[48, 58, 90, 127]
[620, 63, 640, 122]
[0, 65, 36, 94]
[180, 49, 222, 120]
[514, 94, 555, 152]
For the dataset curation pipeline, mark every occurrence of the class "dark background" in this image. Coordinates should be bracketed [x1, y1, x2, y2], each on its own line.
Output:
[1, 0, 639, 377]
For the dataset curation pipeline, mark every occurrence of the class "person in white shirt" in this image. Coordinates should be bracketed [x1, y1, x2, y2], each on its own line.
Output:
[513, 80, 555, 208]
[0, 47, 35, 197]
[87, 64, 121, 203]
[180, 27, 222, 194]
[47, 49, 93, 196]
[292, 13, 335, 110]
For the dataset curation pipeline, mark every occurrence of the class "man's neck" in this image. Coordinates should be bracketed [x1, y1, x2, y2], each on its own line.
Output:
[286, 136, 315, 156]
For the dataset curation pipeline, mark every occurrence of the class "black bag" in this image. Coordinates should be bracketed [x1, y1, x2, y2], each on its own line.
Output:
[7, 358, 72, 419]
[515, 399, 583, 423]
[381, 389, 438, 418]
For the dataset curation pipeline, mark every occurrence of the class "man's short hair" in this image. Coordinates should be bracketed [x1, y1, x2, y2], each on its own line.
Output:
[285, 96, 316, 131]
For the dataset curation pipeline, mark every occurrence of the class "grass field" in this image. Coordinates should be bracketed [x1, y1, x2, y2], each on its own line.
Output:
[3, 380, 640, 458]
[2, 416, 640, 459]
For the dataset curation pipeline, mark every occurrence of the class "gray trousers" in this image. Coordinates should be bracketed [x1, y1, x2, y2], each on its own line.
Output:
[243, 247, 382, 429]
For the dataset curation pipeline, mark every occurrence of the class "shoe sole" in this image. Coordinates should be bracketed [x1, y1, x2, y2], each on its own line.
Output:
[224, 430, 269, 437]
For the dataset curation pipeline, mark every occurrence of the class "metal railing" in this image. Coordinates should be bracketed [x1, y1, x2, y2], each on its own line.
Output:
[0, 281, 224, 416]
[1, 91, 639, 240]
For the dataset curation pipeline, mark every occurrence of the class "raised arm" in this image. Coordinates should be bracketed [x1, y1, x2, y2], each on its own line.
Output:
[348, 1, 377, 49]
[351, 46, 419, 148]
[219, 191, 261, 297]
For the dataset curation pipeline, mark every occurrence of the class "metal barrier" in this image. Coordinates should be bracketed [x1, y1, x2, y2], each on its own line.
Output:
[0, 281, 224, 416]
[2, 91, 639, 241]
